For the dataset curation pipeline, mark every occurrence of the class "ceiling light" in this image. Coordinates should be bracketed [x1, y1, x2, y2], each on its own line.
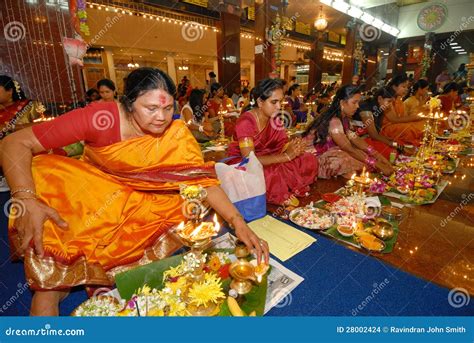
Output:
[458, 51, 467, 54]
[389, 27, 400, 36]
[449, 42, 458, 46]
[372, 18, 384, 29]
[347, 6, 363, 18]
[332, 0, 350, 13]
[361, 12, 374, 25]
[381, 23, 392, 33]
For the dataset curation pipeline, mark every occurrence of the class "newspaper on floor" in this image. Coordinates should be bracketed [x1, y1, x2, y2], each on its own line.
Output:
[211, 232, 304, 314]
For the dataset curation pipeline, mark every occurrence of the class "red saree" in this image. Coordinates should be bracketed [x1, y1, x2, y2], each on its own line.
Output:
[228, 112, 317, 205]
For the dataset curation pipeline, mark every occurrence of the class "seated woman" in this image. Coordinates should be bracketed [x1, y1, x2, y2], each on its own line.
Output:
[1, 67, 269, 316]
[97, 78, 118, 103]
[380, 74, 426, 146]
[285, 83, 307, 123]
[355, 87, 398, 160]
[181, 89, 216, 142]
[207, 82, 236, 137]
[439, 82, 461, 115]
[403, 79, 430, 117]
[304, 85, 393, 179]
[227, 78, 317, 205]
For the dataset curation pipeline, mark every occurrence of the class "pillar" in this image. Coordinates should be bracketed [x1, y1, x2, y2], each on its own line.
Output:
[216, 12, 241, 94]
[167, 56, 177, 85]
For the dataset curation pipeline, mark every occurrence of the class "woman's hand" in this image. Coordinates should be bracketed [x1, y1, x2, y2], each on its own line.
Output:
[14, 198, 68, 257]
[234, 220, 269, 265]
[286, 138, 306, 159]
[378, 162, 394, 176]
[202, 121, 214, 137]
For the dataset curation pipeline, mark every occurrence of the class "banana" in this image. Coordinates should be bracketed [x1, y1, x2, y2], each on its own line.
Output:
[227, 296, 246, 317]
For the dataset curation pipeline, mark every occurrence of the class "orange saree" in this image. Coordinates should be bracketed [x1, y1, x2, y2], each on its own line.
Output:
[380, 97, 425, 146]
[8, 120, 219, 290]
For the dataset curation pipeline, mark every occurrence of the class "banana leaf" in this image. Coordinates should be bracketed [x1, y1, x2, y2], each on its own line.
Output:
[115, 249, 268, 316]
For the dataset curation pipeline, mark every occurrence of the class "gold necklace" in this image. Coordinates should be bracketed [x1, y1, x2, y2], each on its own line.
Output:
[252, 110, 261, 131]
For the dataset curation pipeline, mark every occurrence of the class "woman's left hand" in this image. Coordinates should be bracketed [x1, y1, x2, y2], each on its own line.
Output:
[234, 221, 269, 265]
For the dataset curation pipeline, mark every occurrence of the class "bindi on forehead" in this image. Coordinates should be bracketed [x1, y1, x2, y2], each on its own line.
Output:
[158, 94, 170, 106]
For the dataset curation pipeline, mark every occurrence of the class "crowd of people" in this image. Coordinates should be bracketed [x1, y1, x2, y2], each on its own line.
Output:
[0, 64, 472, 316]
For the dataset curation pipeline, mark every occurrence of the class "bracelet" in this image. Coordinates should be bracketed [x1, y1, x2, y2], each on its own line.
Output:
[11, 196, 37, 201]
[198, 125, 204, 133]
[11, 189, 37, 198]
[365, 156, 377, 169]
[284, 153, 291, 162]
[228, 213, 244, 230]
[391, 141, 398, 148]
[366, 145, 376, 156]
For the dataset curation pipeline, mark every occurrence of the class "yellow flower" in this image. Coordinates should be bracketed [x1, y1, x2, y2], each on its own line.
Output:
[165, 277, 188, 294]
[187, 273, 225, 307]
[163, 262, 185, 280]
[208, 255, 221, 271]
[137, 284, 151, 295]
[428, 96, 441, 110]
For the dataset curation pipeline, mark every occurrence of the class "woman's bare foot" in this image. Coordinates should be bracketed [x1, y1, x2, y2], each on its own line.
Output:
[30, 289, 69, 316]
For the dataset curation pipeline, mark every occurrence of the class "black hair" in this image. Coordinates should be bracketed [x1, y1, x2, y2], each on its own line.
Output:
[241, 88, 249, 95]
[287, 83, 300, 96]
[404, 79, 429, 100]
[372, 87, 395, 129]
[388, 74, 409, 89]
[120, 67, 176, 113]
[442, 82, 459, 94]
[304, 84, 362, 144]
[97, 78, 116, 91]
[86, 88, 99, 97]
[210, 82, 222, 96]
[189, 88, 206, 122]
[0, 75, 26, 101]
[242, 78, 283, 112]
[209, 71, 216, 78]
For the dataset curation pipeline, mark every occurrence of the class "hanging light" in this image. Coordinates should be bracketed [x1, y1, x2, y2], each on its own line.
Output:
[127, 57, 139, 69]
[314, 6, 328, 31]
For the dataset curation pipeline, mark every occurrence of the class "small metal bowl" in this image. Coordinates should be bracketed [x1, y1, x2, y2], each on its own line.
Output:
[381, 206, 404, 222]
[371, 219, 394, 241]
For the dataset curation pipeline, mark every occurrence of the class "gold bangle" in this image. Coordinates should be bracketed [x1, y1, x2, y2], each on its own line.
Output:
[11, 196, 37, 201]
[284, 152, 291, 162]
[11, 189, 37, 198]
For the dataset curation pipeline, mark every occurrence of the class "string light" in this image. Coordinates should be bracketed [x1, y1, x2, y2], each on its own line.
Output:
[87, 1, 218, 32]
[323, 48, 343, 62]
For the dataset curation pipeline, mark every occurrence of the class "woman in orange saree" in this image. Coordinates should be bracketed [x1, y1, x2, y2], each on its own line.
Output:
[380, 75, 426, 146]
[1, 68, 269, 316]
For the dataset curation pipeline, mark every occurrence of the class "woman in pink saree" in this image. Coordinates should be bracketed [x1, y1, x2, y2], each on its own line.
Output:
[228, 78, 317, 205]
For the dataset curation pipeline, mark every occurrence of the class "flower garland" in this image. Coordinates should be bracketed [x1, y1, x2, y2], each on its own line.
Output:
[76, 0, 90, 36]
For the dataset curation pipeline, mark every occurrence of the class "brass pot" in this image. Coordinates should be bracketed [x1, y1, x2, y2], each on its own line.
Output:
[371, 219, 394, 241]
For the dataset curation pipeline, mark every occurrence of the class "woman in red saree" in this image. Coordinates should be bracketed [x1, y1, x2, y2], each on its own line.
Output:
[1, 68, 268, 316]
[228, 78, 317, 205]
